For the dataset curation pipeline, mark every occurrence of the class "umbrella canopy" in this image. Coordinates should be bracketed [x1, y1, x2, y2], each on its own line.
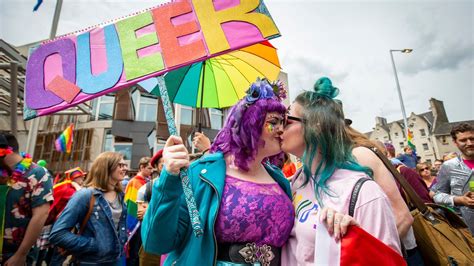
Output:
[151, 41, 281, 109]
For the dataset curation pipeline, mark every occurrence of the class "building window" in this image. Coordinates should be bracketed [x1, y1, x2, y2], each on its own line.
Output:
[423, 143, 429, 150]
[131, 89, 158, 122]
[426, 159, 432, 164]
[399, 142, 404, 149]
[420, 129, 426, 137]
[92, 95, 115, 120]
[114, 143, 132, 161]
[181, 106, 193, 125]
[103, 130, 132, 167]
[210, 109, 223, 130]
[395, 132, 399, 137]
[103, 129, 114, 152]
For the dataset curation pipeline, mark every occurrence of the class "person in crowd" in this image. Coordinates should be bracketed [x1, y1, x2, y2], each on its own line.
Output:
[124, 157, 153, 265]
[416, 163, 436, 189]
[0, 133, 53, 265]
[40, 167, 86, 265]
[193, 131, 212, 154]
[442, 151, 458, 162]
[433, 159, 444, 174]
[136, 150, 165, 265]
[121, 172, 131, 191]
[47, 167, 86, 225]
[141, 78, 296, 265]
[49, 151, 128, 265]
[397, 146, 418, 169]
[280, 77, 401, 265]
[344, 126, 424, 265]
[384, 143, 433, 204]
[432, 123, 474, 235]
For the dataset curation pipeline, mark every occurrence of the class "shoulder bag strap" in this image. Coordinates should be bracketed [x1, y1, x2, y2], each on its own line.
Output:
[349, 178, 372, 217]
[78, 192, 95, 235]
[367, 147, 428, 214]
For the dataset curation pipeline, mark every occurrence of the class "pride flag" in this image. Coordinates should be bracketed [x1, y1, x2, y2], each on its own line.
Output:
[124, 176, 148, 233]
[407, 128, 416, 151]
[55, 124, 74, 153]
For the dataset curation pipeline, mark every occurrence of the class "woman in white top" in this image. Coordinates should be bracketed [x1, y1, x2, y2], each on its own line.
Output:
[280, 77, 401, 265]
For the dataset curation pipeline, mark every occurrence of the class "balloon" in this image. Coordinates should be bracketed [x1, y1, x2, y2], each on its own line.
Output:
[37, 159, 47, 167]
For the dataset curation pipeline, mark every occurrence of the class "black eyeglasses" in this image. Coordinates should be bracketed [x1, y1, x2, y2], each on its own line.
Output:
[285, 115, 306, 126]
[118, 163, 127, 168]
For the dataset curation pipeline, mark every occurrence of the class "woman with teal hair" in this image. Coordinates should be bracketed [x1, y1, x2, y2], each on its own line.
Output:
[280, 77, 402, 264]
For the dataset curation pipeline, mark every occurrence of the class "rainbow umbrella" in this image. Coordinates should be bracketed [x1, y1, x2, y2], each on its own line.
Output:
[151, 41, 281, 130]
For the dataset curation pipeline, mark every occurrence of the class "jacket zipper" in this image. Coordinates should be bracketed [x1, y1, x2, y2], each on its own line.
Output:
[200, 173, 220, 266]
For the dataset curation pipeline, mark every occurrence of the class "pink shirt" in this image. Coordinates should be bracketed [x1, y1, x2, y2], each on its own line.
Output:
[282, 169, 401, 265]
[463, 159, 474, 169]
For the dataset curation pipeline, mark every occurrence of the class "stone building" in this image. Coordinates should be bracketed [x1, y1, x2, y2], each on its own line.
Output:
[366, 98, 473, 163]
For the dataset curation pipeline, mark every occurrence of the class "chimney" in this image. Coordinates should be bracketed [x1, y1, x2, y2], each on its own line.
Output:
[375, 116, 387, 126]
[429, 98, 448, 129]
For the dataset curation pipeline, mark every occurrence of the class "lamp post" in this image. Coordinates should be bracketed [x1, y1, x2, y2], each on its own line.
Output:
[390, 49, 412, 136]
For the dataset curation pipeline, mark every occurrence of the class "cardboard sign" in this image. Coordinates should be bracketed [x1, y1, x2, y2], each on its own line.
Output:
[24, 0, 280, 119]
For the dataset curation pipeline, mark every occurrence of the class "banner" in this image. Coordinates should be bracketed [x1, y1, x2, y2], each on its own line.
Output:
[24, 0, 280, 120]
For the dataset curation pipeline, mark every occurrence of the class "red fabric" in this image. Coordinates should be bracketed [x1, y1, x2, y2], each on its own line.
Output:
[340, 226, 406, 266]
[45, 180, 78, 225]
[282, 162, 296, 178]
[463, 159, 474, 169]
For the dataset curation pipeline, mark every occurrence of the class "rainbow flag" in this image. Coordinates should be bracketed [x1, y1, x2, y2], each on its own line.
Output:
[407, 128, 416, 151]
[55, 124, 74, 153]
[124, 176, 148, 233]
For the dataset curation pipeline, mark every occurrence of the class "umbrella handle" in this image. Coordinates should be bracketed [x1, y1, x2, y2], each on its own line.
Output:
[157, 76, 204, 237]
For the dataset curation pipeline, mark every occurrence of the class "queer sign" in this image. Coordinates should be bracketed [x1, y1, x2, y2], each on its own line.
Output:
[24, 0, 280, 120]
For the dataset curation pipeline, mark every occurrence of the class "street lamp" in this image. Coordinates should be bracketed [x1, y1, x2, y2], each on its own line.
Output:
[390, 48, 412, 136]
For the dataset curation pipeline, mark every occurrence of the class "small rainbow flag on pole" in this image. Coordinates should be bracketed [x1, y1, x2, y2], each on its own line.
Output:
[407, 128, 416, 151]
[55, 124, 74, 153]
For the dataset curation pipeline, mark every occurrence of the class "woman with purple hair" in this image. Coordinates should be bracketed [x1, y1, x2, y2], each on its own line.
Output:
[141, 78, 295, 265]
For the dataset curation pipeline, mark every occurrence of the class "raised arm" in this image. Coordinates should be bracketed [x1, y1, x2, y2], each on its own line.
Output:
[141, 136, 192, 254]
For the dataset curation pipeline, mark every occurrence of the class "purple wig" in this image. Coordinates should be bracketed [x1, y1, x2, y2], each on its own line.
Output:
[210, 79, 287, 171]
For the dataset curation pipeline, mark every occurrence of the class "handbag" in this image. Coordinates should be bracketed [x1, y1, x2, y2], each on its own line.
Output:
[369, 147, 474, 266]
[58, 193, 95, 265]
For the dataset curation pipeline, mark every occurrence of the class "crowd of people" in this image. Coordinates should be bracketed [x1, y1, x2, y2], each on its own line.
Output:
[0, 77, 473, 265]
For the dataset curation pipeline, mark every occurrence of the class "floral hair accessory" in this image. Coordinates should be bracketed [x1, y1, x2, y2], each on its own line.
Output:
[245, 78, 287, 105]
[0, 147, 13, 157]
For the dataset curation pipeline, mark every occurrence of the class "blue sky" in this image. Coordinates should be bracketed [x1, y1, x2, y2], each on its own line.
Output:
[1, 0, 472, 132]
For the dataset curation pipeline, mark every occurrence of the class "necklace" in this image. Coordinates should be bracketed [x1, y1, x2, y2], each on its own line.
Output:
[0, 153, 33, 186]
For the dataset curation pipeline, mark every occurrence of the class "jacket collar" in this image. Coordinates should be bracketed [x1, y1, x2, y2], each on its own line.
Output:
[195, 152, 226, 194]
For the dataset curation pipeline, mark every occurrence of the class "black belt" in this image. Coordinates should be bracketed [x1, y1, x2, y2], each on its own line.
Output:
[217, 242, 281, 266]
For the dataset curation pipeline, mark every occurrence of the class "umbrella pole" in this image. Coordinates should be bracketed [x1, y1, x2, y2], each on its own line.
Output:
[198, 61, 206, 133]
[156, 76, 203, 237]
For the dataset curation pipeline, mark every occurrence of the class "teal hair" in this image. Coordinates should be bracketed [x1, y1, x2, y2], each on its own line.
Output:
[295, 77, 373, 206]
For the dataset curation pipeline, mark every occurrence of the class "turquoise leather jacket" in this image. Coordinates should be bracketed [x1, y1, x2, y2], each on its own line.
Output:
[141, 152, 292, 266]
